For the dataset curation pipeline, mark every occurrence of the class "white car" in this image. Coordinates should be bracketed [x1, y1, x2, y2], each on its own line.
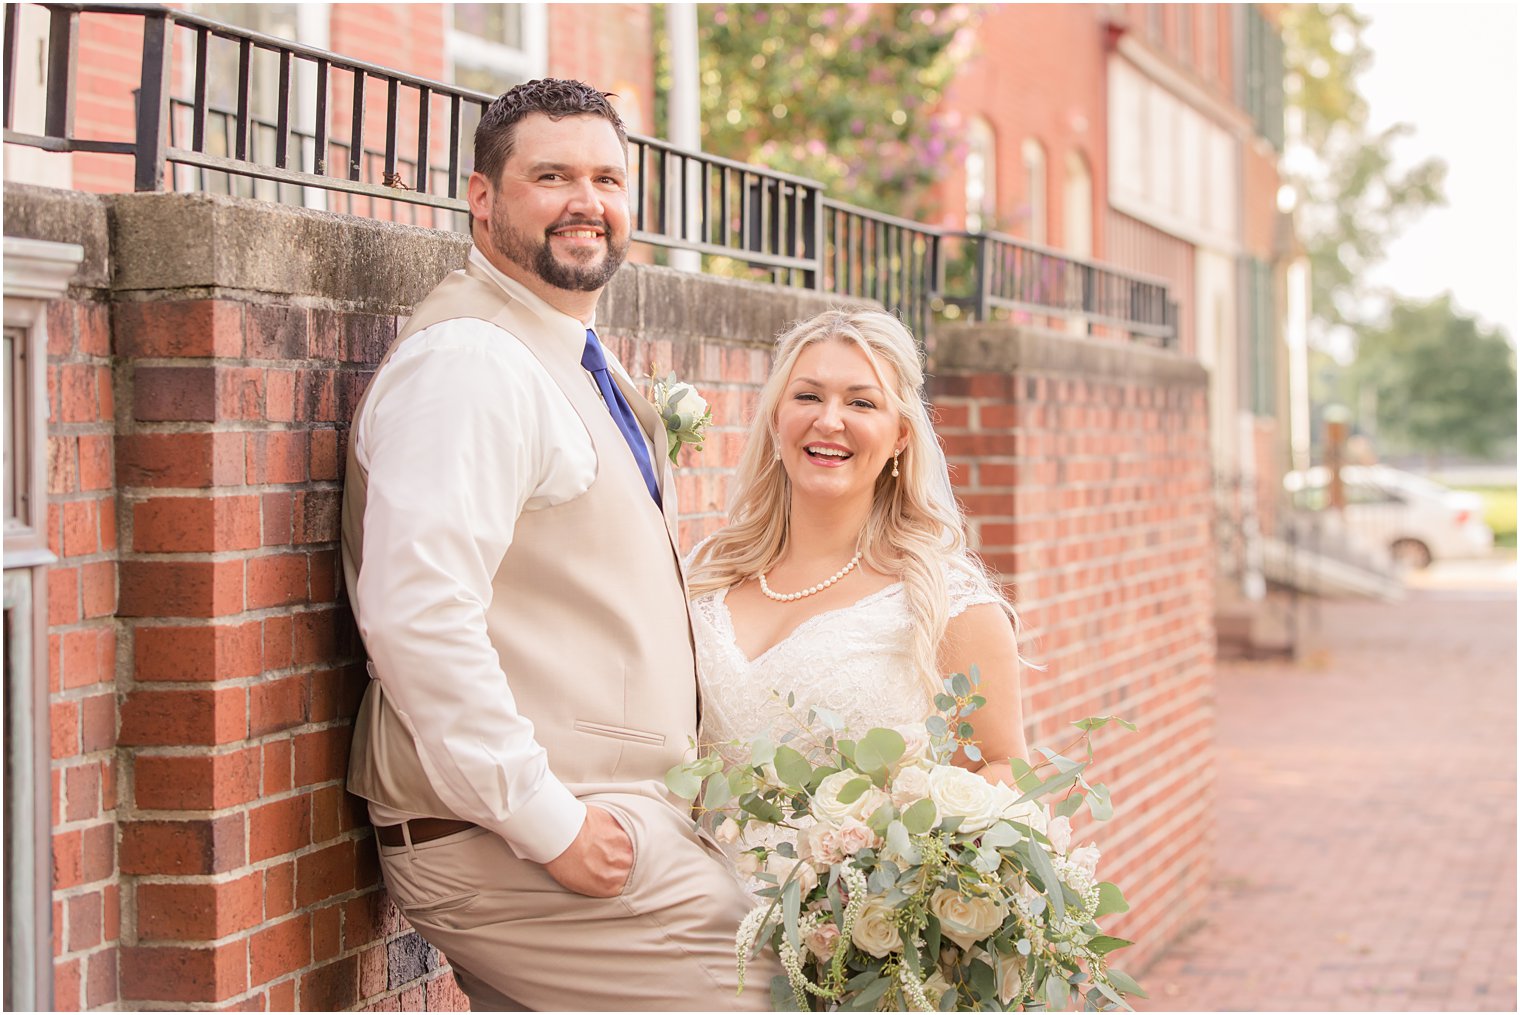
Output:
[1283, 465, 1494, 569]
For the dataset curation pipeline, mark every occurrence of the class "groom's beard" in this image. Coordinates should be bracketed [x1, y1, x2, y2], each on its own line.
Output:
[492, 211, 630, 293]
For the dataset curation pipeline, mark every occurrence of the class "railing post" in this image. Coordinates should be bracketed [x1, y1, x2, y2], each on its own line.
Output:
[44, 7, 79, 140]
[804, 184, 824, 290]
[134, 10, 172, 191]
[972, 234, 991, 322]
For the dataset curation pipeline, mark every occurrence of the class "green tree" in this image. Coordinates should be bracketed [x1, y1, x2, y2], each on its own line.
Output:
[1352, 295, 1517, 461]
[1282, 4, 1447, 338]
[678, 4, 980, 216]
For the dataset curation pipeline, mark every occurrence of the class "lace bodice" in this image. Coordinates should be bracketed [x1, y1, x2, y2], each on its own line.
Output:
[692, 560, 1005, 760]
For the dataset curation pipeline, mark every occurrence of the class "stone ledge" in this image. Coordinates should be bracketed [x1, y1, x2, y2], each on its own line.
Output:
[2, 183, 112, 290]
[931, 322, 1208, 388]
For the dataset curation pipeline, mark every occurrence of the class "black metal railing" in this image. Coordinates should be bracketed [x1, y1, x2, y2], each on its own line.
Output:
[3, 2, 1177, 346]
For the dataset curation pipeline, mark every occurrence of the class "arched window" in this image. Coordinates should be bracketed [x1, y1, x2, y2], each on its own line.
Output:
[1021, 139, 1047, 245]
[964, 116, 997, 233]
[1062, 150, 1093, 258]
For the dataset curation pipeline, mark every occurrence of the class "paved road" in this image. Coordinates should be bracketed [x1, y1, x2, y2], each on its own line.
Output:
[1138, 557, 1517, 1011]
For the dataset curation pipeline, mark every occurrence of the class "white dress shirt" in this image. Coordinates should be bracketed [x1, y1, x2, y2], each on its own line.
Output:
[353, 247, 641, 863]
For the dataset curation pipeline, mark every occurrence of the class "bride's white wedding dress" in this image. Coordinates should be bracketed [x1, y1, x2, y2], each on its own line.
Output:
[692, 558, 1004, 775]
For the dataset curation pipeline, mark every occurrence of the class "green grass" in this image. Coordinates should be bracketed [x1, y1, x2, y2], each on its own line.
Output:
[1456, 485, 1518, 548]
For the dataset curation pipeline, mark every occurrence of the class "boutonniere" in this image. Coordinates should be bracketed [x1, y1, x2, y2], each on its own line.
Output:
[650, 371, 713, 464]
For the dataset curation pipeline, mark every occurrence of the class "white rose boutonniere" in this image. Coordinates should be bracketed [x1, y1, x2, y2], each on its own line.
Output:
[651, 372, 712, 464]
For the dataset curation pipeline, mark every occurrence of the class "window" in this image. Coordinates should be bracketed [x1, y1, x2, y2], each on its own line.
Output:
[965, 116, 997, 233]
[1021, 139, 1047, 245]
[1062, 151, 1093, 258]
[448, 4, 546, 98]
[3, 236, 80, 1014]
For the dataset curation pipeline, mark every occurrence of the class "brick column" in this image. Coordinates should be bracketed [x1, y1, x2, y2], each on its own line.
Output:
[930, 323, 1215, 971]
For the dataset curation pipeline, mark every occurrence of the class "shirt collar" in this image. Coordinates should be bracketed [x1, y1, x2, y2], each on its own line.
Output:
[467, 245, 598, 344]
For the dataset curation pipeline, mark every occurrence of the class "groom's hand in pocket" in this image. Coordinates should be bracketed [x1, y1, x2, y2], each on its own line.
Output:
[542, 806, 633, 897]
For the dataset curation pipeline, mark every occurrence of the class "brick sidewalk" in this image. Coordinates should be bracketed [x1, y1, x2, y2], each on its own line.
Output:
[1137, 579, 1517, 1011]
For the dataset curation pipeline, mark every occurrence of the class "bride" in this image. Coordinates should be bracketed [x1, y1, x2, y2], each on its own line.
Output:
[686, 309, 1028, 795]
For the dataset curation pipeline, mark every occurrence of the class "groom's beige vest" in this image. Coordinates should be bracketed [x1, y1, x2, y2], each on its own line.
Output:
[343, 261, 696, 820]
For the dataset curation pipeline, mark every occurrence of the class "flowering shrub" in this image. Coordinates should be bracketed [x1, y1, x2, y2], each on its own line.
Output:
[667, 671, 1144, 1011]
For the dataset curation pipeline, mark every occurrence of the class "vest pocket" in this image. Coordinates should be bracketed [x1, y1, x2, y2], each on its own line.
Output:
[572, 720, 665, 747]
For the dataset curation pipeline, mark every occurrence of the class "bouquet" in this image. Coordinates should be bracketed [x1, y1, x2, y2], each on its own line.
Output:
[666, 670, 1144, 1011]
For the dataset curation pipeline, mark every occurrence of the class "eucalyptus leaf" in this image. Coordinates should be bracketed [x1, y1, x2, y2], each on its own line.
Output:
[1095, 882, 1130, 918]
[843, 974, 893, 1010]
[867, 801, 896, 834]
[926, 715, 949, 738]
[951, 672, 972, 697]
[773, 745, 812, 789]
[924, 913, 942, 958]
[1103, 969, 1147, 999]
[963, 742, 983, 763]
[856, 727, 907, 772]
[1087, 783, 1113, 821]
[1054, 792, 1086, 819]
[980, 821, 1021, 849]
[701, 773, 731, 810]
[903, 797, 938, 834]
[1093, 979, 1134, 1011]
[1014, 764, 1085, 805]
[813, 706, 845, 731]
[968, 960, 996, 1003]
[886, 820, 921, 865]
[1045, 972, 1071, 1011]
[933, 694, 956, 712]
[782, 876, 802, 950]
[741, 794, 784, 823]
[770, 975, 803, 1011]
[836, 777, 872, 804]
[1023, 840, 1064, 921]
[937, 985, 959, 1011]
[749, 735, 776, 766]
[1034, 747, 1083, 774]
[664, 766, 702, 800]
[1087, 935, 1134, 955]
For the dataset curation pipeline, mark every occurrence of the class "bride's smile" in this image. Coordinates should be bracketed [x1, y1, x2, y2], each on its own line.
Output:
[776, 339, 907, 508]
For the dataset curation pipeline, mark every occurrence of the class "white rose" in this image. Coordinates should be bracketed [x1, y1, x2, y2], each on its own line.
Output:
[927, 765, 1001, 834]
[1069, 843, 1102, 877]
[890, 765, 934, 812]
[715, 817, 742, 843]
[734, 850, 762, 877]
[765, 853, 818, 896]
[835, 818, 880, 856]
[850, 897, 903, 958]
[666, 382, 709, 428]
[929, 888, 1007, 950]
[992, 782, 1049, 836]
[812, 771, 881, 826]
[1046, 815, 1073, 854]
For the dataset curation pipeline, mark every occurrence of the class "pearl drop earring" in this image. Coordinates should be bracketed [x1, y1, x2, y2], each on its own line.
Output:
[891, 450, 900, 478]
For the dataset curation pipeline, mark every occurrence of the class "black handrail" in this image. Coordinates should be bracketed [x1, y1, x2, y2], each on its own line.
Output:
[2, 2, 1177, 346]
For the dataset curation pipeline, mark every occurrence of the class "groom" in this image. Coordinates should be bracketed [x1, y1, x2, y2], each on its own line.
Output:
[341, 79, 774, 1010]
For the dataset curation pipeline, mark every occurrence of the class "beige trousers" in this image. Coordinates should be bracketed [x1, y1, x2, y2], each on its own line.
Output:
[376, 790, 782, 1011]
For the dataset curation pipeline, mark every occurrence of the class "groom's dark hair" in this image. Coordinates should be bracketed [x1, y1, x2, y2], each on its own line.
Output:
[474, 78, 628, 185]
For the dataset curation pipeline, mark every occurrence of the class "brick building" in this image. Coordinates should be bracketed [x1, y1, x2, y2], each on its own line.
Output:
[3, 3, 1283, 1010]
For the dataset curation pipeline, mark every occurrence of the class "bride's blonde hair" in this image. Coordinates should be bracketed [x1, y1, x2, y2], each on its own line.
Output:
[687, 309, 1012, 696]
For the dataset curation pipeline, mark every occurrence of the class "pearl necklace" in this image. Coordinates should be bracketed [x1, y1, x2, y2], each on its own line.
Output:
[758, 551, 863, 602]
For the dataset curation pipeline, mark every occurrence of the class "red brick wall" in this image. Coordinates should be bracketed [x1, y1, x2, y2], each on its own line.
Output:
[18, 186, 1216, 1007]
[930, 324, 1216, 970]
[46, 293, 122, 1011]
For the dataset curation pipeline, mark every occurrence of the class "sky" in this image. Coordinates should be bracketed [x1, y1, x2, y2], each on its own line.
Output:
[1356, 3, 1519, 344]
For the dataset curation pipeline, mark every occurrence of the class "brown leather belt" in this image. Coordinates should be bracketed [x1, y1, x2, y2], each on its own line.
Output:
[375, 817, 476, 847]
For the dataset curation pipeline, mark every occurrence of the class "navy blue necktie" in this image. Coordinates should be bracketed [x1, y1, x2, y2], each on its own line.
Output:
[581, 329, 662, 507]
